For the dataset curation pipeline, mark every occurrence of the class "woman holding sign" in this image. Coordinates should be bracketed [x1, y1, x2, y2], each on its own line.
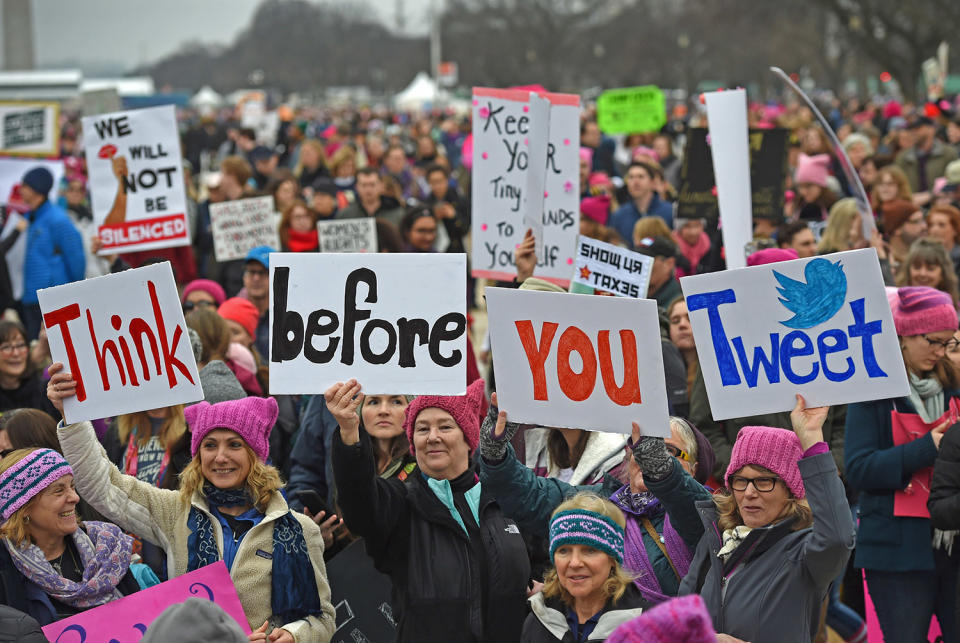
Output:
[845, 286, 960, 642]
[47, 373, 336, 642]
[329, 378, 531, 643]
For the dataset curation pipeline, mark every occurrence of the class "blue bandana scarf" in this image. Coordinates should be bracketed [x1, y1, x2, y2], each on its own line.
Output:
[186, 485, 323, 624]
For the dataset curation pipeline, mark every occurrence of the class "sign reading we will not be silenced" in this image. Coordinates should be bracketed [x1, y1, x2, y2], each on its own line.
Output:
[82, 105, 189, 254]
[486, 288, 670, 436]
[270, 253, 467, 395]
[573, 236, 654, 298]
[681, 248, 908, 420]
[210, 196, 280, 261]
[596, 86, 667, 135]
[471, 87, 580, 286]
[38, 262, 203, 424]
[317, 217, 378, 253]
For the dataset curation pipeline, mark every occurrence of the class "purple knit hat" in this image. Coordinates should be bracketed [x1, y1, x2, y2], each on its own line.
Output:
[185, 397, 278, 462]
[0, 449, 74, 520]
[607, 595, 716, 643]
[726, 426, 805, 498]
[890, 286, 958, 337]
[404, 379, 486, 454]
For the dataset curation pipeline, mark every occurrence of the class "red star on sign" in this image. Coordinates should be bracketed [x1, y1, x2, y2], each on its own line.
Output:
[579, 266, 591, 280]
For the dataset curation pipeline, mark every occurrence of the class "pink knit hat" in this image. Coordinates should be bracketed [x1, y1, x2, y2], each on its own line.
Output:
[726, 426, 805, 498]
[581, 195, 611, 224]
[182, 279, 226, 306]
[404, 379, 486, 454]
[186, 396, 278, 462]
[747, 247, 798, 266]
[890, 286, 958, 337]
[607, 595, 716, 643]
[795, 153, 831, 188]
[0, 449, 74, 520]
[579, 147, 594, 166]
[218, 297, 259, 339]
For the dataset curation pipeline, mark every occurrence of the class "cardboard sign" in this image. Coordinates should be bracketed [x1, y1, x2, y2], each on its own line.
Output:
[270, 253, 467, 395]
[681, 249, 908, 420]
[327, 540, 396, 643]
[82, 105, 189, 254]
[471, 87, 580, 286]
[210, 196, 280, 261]
[42, 561, 249, 641]
[572, 236, 653, 298]
[596, 86, 666, 134]
[0, 101, 60, 156]
[38, 262, 204, 424]
[485, 288, 669, 435]
[317, 218, 378, 253]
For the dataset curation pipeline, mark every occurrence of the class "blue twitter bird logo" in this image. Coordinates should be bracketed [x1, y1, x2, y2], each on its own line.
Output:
[773, 258, 847, 329]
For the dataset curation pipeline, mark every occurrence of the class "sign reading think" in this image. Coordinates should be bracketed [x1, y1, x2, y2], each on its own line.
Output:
[471, 87, 580, 286]
[485, 288, 670, 435]
[38, 262, 204, 424]
[0, 101, 59, 156]
[210, 196, 280, 261]
[270, 253, 467, 395]
[596, 86, 667, 135]
[317, 218, 378, 253]
[41, 562, 250, 641]
[573, 236, 654, 298]
[680, 248, 908, 420]
[82, 105, 189, 254]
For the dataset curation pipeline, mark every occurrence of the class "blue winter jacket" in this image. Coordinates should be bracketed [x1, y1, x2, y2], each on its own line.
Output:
[22, 200, 85, 304]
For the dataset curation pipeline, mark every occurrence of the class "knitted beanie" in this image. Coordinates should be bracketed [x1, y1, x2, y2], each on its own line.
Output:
[21, 167, 53, 197]
[218, 297, 259, 339]
[581, 195, 611, 225]
[795, 153, 831, 188]
[141, 598, 247, 643]
[746, 247, 798, 266]
[607, 595, 716, 643]
[890, 286, 958, 337]
[0, 449, 73, 520]
[404, 379, 486, 453]
[182, 279, 226, 306]
[185, 396, 278, 462]
[725, 426, 805, 498]
[549, 509, 625, 565]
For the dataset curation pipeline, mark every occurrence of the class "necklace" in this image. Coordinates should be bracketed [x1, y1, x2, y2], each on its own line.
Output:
[48, 542, 78, 578]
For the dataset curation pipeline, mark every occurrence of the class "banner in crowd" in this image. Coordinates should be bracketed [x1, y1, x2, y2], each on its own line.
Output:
[82, 105, 189, 254]
[38, 262, 204, 424]
[485, 288, 669, 435]
[596, 86, 667, 134]
[269, 253, 467, 395]
[0, 101, 60, 157]
[317, 218, 378, 253]
[680, 248, 908, 420]
[471, 87, 580, 286]
[41, 561, 250, 641]
[327, 540, 397, 642]
[210, 195, 280, 261]
[572, 236, 653, 298]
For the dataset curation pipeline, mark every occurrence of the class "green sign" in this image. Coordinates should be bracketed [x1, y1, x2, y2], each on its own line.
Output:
[596, 86, 666, 134]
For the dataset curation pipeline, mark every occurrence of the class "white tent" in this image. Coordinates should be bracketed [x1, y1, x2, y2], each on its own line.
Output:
[393, 72, 449, 112]
[190, 85, 224, 110]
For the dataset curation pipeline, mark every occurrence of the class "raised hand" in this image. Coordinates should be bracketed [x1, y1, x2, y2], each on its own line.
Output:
[789, 394, 828, 451]
[630, 422, 673, 482]
[478, 391, 521, 462]
[514, 228, 537, 284]
[324, 380, 364, 444]
[304, 508, 344, 549]
[46, 362, 78, 415]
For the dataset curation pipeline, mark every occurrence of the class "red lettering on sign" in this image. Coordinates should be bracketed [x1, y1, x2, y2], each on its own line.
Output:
[515, 320, 558, 401]
[598, 330, 643, 406]
[557, 327, 596, 401]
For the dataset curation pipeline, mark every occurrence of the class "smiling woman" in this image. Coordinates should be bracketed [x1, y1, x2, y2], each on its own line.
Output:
[0, 320, 58, 419]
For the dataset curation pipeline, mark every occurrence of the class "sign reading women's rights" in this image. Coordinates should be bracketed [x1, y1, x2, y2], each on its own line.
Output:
[42, 562, 250, 641]
[270, 253, 467, 395]
[317, 218, 378, 253]
[486, 288, 669, 436]
[38, 262, 203, 424]
[82, 105, 189, 254]
[471, 87, 580, 286]
[210, 196, 280, 261]
[681, 248, 908, 420]
[573, 236, 654, 298]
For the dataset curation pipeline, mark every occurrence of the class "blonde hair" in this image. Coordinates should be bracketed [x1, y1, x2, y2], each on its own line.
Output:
[117, 405, 187, 450]
[818, 198, 860, 254]
[295, 139, 328, 176]
[894, 237, 960, 306]
[714, 464, 813, 532]
[0, 449, 79, 548]
[632, 216, 671, 244]
[178, 441, 283, 512]
[542, 493, 634, 607]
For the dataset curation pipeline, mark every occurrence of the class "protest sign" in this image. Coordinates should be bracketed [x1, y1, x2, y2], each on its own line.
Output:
[42, 561, 249, 641]
[572, 236, 653, 298]
[38, 262, 203, 424]
[596, 86, 667, 134]
[680, 248, 908, 420]
[317, 217, 378, 253]
[486, 288, 669, 435]
[328, 540, 396, 643]
[0, 101, 59, 156]
[210, 196, 280, 261]
[270, 253, 467, 395]
[471, 87, 580, 286]
[82, 105, 189, 254]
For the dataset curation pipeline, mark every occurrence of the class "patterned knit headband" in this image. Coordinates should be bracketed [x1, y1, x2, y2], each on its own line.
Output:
[0, 449, 74, 521]
[549, 509, 625, 565]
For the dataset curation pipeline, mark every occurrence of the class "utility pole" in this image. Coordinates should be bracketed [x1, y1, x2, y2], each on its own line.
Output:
[3, 0, 36, 70]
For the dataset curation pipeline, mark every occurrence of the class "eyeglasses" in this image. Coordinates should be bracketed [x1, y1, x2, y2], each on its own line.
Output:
[244, 268, 268, 278]
[0, 342, 28, 355]
[923, 335, 960, 350]
[182, 300, 216, 313]
[729, 476, 780, 493]
[665, 444, 692, 462]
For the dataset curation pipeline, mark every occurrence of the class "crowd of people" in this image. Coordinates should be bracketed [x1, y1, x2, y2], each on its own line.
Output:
[0, 90, 959, 642]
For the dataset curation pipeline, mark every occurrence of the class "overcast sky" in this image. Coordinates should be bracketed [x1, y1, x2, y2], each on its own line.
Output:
[3, 0, 430, 74]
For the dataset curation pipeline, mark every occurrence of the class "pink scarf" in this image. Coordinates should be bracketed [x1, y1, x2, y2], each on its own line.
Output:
[674, 231, 712, 278]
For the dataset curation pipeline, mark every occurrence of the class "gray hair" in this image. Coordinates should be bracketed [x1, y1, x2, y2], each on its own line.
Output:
[668, 416, 698, 462]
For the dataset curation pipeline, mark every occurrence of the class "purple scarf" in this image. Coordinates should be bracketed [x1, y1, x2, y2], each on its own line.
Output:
[3, 521, 132, 608]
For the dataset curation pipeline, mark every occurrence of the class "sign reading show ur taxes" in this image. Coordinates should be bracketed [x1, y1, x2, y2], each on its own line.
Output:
[573, 236, 654, 298]
[486, 288, 669, 436]
[210, 196, 280, 261]
[596, 86, 667, 135]
[270, 253, 467, 395]
[38, 262, 203, 424]
[681, 248, 907, 420]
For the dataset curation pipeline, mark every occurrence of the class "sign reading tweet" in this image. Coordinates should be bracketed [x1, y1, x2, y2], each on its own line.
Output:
[681, 248, 907, 420]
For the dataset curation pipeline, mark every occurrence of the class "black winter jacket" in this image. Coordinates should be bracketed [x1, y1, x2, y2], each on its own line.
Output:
[930, 427, 960, 530]
[0, 605, 45, 642]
